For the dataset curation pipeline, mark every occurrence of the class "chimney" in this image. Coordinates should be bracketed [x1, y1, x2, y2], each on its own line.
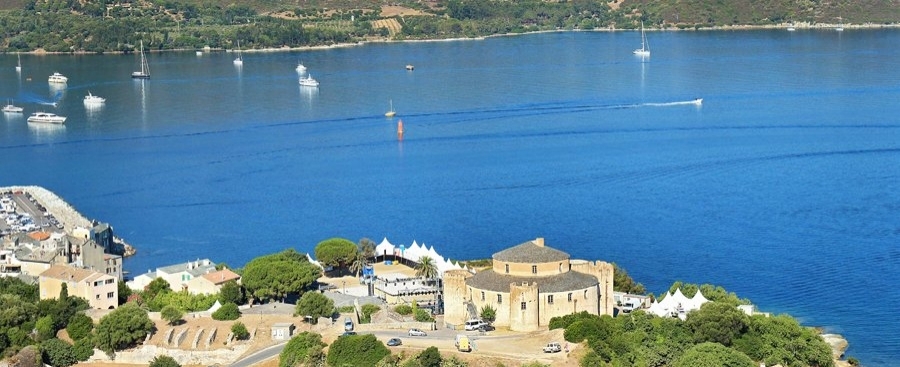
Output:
[534, 237, 544, 247]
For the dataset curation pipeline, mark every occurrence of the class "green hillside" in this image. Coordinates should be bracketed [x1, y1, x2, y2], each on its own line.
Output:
[1, 0, 898, 53]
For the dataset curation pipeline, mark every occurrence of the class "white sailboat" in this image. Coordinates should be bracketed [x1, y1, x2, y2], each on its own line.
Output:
[835, 16, 844, 31]
[633, 21, 650, 57]
[15, 54, 21, 72]
[385, 99, 396, 117]
[233, 41, 243, 65]
[131, 41, 150, 79]
[296, 60, 307, 73]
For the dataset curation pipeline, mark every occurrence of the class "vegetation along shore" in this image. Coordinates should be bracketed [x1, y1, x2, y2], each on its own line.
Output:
[1, 0, 900, 53]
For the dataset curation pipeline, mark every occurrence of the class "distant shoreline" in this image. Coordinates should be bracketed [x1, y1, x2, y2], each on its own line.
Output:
[7, 22, 900, 56]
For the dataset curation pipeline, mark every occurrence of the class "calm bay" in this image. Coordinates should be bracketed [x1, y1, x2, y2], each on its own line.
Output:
[2, 30, 899, 365]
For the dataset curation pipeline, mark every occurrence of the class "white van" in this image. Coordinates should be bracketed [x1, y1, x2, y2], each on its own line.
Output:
[464, 319, 486, 331]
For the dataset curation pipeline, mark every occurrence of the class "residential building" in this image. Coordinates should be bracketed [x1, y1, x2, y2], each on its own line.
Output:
[127, 259, 216, 292]
[185, 268, 241, 295]
[39, 264, 117, 309]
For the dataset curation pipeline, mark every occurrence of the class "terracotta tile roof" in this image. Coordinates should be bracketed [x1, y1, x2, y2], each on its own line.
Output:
[201, 269, 240, 285]
[28, 231, 51, 241]
[39, 264, 104, 282]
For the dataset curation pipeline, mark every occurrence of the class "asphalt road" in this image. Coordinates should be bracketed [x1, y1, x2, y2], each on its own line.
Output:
[229, 341, 288, 367]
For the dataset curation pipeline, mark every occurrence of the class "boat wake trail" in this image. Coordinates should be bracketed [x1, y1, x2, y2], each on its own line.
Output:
[638, 99, 703, 108]
[17, 91, 62, 106]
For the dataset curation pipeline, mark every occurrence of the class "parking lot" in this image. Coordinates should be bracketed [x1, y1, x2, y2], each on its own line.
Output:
[0, 190, 63, 235]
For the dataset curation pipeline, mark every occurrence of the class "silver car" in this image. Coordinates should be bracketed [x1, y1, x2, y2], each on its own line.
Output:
[408, 328, 427, 337]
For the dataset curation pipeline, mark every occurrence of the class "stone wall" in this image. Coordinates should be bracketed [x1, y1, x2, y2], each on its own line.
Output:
[442, 269, 473, 326]
[2, 186, 91, 232]
[85, 344, 249, 365]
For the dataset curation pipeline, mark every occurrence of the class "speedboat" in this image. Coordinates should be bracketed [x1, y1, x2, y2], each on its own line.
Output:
[2, 101, 23, 113]
[48, 72, 68, 84]
[693, 98, 703, 105]
[27, 112, 66, 124]
[83, 91, 106, 104]
[299, 74, 319, 87]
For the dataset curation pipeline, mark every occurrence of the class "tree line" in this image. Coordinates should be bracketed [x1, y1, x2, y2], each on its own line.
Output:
[4, 0, 898, 53]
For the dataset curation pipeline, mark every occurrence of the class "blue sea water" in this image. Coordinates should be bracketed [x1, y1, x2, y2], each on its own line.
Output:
[2, 30, 900, 364]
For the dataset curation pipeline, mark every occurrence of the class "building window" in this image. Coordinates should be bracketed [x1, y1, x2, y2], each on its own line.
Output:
[548, 295, 554, 304]
[497, 294, 502, 304]
[521, 302, 527, 310]
[505, 264, 509, 273]
[105, 279, 114, 284]
[481, 291, 485, 301]
[568, 293, 572, 302]
[107, 292, 114, 299]
[95, 294, 100, 300]
[531, 265, 537, 274]
[584, 290, 588, 299]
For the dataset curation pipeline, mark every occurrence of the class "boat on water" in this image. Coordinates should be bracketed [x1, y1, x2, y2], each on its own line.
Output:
[27, 112, 66, 124]
[15, 55, 21, 72]
[296, 61, 307, 73]
[233, 41, 243, 65]
[633, 21, 650, 57]
[406, 64, 415, 71]
[196, 51, 203, 56]
[385, 99, 396, 117]
[835, 16, 844, 31]
[132, 41, 151, 79]
[2, 100, 23, 113]
[83, 91, 105, 104]
[397, 119, 404, 140]
[693, 98, 703, 105]
[48, 72, 68, 84]
[299, 74, 319, 87]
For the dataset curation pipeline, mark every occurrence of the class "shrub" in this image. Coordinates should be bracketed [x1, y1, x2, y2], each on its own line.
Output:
[549, 311, 597, 330]
[212, 302, 241, 321]
[149, 355, 181, 367]
[231, 322, 249, 340]
[394, 304, 413, 315]
[338, 305, 356, 313]
[279, 332, 326, 367]
[66, 313, 94, 341]
[414, 308, 433, 322]
[326, 334, 389, 367]
[295, 292, 335, 324]
[40, 338, 76, 367]
[417, 346, 441, 367]
[72, 338, 94, 361]
[360, 304, 381, 323]
[160, 306, 184, 325]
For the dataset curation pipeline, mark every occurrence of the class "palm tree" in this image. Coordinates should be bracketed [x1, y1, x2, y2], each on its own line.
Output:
[358, 238, 376, 259]
[349, 250, 367, 278]
[416, 256, 438, 282]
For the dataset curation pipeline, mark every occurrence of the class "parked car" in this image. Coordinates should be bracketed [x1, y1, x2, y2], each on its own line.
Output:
[464, 319, 488, 331]
[386, 338, 402, 346]
[543, 342, 562, 353]
[408, 328, 427, 337]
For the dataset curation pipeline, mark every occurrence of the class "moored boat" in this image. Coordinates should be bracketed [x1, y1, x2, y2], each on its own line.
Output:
[84, 91, 106, 104]
[2, 100, 23, 113]
[299, 74, 319, 87]
[48, 72, 68, 84]
[27, 112, 66, 124]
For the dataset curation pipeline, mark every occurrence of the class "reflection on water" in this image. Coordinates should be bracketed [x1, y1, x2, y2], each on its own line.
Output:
[27, 121, 66, 140]
[84, 103, 103, 122]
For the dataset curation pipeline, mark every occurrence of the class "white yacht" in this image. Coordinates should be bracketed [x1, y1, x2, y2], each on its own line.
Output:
[633, 21, 650, 57]
[299, 74, 319, 87]
[27, 112, 66, 124]
[233, 40, 243, 65]
[48, 72, 68, 84]
[132, 40, 150, 79]
[83, 91, 106, 104]
[296, 61, 307, 73]
[2, 100, 23, 113]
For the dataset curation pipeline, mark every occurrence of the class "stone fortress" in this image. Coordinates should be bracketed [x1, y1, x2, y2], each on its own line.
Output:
[444, 238, 614, 331]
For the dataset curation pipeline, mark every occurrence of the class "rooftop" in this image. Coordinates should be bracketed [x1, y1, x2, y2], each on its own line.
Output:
[467, 269, 598, 293]
[492, 238, 569, 263]
[40, 264, 108, 282]
[200, 268, 240, 285]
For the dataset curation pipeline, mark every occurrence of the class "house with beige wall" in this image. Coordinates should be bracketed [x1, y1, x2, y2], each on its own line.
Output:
[127, 258, 216, 292]
[39, 264, 118, 309]
[185, 268, 241, 295]
[444, 238, 614, 332]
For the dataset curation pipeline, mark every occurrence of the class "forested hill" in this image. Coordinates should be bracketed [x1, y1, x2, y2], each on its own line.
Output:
[1, 0, 899, 53]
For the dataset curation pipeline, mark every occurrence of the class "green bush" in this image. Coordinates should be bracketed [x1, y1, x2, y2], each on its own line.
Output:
[40, 338, 76, 367]
[394, 304, 413, 315]
[326, 334, 390, 367]
[413, 308, 433, 322]
[279, 332, 326, 367]
[360, 304, 381, 323]
[149, 355, 181, 367]
[212, 302, 241, 321]
[66, 313, 94, 341]
[231, 322, 249, 340]
[338, 305, 356, 313]
[72, 338, 94, 361]
[549, 311, 597, 330]
[160, 305, 184, 325]
[417, 346, 441, 367]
